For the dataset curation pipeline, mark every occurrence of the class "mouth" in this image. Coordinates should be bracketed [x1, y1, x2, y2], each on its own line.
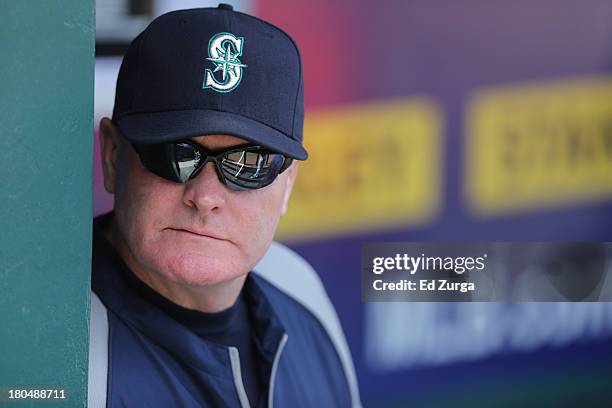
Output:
[167, 228, 227, 242]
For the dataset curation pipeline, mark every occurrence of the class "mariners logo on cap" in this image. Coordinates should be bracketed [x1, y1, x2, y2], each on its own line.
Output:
[203, 32, 247, 93]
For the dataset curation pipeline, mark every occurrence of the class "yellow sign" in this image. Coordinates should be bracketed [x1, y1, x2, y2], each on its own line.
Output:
[277, 98, 443, 241]
[466, 77, 612, 216]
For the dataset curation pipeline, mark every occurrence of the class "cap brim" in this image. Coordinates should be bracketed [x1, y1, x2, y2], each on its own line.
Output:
[117, 109, 308, 160]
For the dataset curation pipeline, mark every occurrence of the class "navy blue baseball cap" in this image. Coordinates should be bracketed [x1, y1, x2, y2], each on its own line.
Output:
[112, 4, 307, 160]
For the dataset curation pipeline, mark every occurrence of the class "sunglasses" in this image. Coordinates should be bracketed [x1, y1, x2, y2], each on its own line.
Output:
[131, 140, 293, 191]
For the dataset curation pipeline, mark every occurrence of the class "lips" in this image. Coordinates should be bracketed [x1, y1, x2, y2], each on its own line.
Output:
[168, 227, 226, 241]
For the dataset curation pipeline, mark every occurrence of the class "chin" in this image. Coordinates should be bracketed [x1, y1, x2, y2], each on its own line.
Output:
[158, 252, 246, 287]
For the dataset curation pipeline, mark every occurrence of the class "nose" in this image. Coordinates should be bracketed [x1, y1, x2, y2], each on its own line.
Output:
[182, 162, 227, 214]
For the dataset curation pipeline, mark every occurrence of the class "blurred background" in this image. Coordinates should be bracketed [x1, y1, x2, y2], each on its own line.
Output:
[94, 1, 612, 406]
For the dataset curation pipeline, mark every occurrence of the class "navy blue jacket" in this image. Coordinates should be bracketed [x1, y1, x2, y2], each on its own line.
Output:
[89, 216, 361, 407]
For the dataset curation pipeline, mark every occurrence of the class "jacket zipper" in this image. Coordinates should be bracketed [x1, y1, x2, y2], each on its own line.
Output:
[229, 333, 289, 408]
[229, 347, 251, 408]
[267, 334, 289, 408]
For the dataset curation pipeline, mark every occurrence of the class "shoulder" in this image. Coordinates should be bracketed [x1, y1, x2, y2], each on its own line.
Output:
[252, 242, 330, 317]
[251, 241, 342, 336]
[252, 241, 361, 407]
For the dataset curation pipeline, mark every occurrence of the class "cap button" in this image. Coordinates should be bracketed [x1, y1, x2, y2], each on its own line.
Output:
[218, 3, 234, 11]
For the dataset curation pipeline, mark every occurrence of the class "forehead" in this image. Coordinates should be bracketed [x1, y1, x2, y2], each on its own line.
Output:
[191, 134, 249, 149]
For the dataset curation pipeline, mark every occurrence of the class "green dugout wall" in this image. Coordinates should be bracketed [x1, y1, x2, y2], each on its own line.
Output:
[0, 1, 95, 407]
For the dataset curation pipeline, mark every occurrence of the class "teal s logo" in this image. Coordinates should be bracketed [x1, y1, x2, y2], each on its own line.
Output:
[203, 32, 247, 93]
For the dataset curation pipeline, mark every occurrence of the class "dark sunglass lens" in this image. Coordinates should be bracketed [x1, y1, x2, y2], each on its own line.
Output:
[220, 148, 285, 190]
[133, 142, 202, 183]
[168, 143, 202, 182]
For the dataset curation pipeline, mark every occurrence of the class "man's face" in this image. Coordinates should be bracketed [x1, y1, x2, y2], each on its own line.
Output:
[100, 118, 298, 288]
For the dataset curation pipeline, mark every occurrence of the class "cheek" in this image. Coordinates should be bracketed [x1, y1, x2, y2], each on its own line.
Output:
[114, 165, 182, 257]
[230, 186, 286, 264]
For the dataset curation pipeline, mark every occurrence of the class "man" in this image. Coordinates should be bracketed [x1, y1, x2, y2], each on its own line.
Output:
[88, 4, 361, 408]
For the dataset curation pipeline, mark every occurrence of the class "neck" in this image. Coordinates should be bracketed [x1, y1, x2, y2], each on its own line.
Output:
[103, 216, 245, 313]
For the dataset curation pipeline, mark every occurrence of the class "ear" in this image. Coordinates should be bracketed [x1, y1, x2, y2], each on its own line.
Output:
[99, 117, 121, 194]
[280, 162, 299, 216]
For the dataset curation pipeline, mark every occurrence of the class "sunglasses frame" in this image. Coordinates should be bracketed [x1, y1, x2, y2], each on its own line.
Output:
[131, 139, 294, 191]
